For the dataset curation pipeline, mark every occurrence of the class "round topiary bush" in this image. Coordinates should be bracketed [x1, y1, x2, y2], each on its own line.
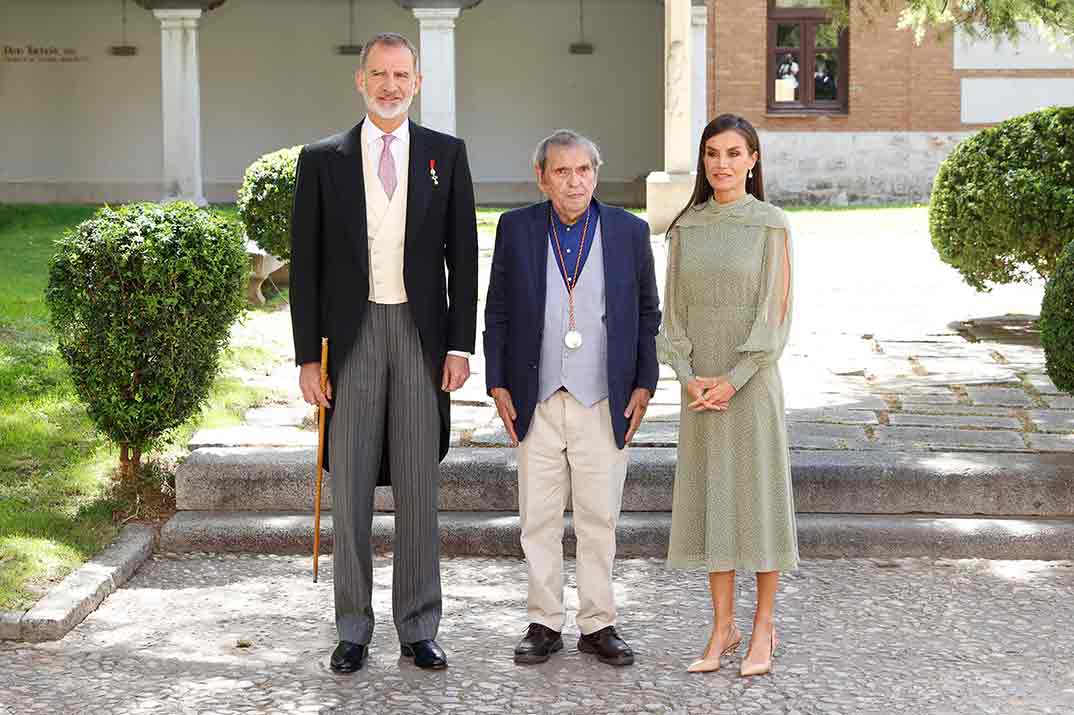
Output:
[237, 145, 301, 260]
[1041, 239, 1074, 394]
[929, 106, 1074, 291]
[46, 202, 248, 479]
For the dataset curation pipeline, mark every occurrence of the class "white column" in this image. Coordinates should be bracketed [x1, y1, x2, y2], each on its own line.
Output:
[692, 4, 709, 144]
[412, 8, 461, 136]
[154, 8, 205, 205]
[646, 0, 694, 234]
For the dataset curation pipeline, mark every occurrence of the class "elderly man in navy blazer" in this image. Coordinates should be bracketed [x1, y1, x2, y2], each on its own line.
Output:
[483, 130, 661, 667]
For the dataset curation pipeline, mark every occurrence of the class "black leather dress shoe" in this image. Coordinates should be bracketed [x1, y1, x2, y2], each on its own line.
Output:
[330, 641, 368, 673]
[401, 639, 448, 669]
[514, 623, 564, 664]
[578, 625, 635, 666]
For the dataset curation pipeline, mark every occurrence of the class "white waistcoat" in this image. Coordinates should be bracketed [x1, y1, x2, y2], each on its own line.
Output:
[360, 135, 409, 304]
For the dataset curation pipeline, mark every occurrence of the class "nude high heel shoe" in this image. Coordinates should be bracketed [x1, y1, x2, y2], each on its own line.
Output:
[739, 630, 778, 677]
[686, 626, 742, 673]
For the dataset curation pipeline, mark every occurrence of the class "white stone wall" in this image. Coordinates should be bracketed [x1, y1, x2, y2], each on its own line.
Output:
[954, 24, 1074, 70]
[760, 132, 973, 206]
[1, 0, 662, 205]
[960, 78, 1074, 124]
[455, 0, 663, 204]
[0, 0, 164, 200]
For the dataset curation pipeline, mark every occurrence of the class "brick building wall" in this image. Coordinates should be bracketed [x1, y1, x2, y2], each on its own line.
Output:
[705, 0, 1074, 204]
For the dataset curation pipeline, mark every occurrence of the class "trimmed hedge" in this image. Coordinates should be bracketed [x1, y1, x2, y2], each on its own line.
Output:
[45, 202, 248, 479]
[237, 145, 301, 260]
[1042, 239, 1074, 394]
[929, 106, 1074, 291]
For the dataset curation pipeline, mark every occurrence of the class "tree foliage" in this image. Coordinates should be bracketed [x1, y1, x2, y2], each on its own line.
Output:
[1041, 240, 1074, 394]
[825, 0, 1074, 44]
[237, 146, 301, 261]
[928, 106, 1074, 291]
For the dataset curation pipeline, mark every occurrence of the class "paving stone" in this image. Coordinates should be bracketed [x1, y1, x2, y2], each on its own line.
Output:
[898, 391, 962, 406]
[1026, 410, 1074, 434]
[1045, 394, 1074, 410]
[1024, 373, 1063, 395]
[189, 426, 317, 449]
[1027, 433, 1074, 452]
[242, 406, 313, 428]
[887, 413, 1023, 431]
[964, 387, 1037, 408]
[788, 423, 873, 450]
[785, 407, 878, 425]
[469, 425, 514, 447]
[872, 426, 1026, 451]
[630, 421, 678, 447]
[909, 358, 1019, 385]
[2, 556, 1073, 714]
[891, 404, 1014, 417]
[786, 392, 888, 411]
[0, 612, 21, 640]
[876, 341, 992, 360]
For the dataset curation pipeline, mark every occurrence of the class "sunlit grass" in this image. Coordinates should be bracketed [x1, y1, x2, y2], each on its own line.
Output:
[0, 203, 273, 610]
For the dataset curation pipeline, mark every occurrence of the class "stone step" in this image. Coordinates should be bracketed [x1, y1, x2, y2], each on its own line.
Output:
[176, 446, 1074, 517]
[159, 511, 1074, 561]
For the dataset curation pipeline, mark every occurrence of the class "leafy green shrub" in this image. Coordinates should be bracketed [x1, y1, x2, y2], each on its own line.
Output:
[237, 145, 301, 260]
[46, 202, 248, 479]
[1041, 239, 1074, 394]
[929, 106, 1074, 291]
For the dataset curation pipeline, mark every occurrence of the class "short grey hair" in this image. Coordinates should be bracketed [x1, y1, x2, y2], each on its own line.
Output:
[359, 32, 420, 73]
[533, 130, 603, 173]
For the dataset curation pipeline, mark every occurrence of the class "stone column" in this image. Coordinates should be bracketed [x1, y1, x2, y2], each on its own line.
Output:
[154, 8, 205, 205]
[646, 0, 694, 235]
[412, 8, 461, 136]
[692, 4, 709, 144]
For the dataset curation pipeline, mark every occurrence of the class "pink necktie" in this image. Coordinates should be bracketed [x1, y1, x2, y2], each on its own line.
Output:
[378, 134, 397, 199]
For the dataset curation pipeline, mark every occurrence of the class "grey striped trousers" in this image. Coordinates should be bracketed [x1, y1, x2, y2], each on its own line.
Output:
[329, 302, 441, 644]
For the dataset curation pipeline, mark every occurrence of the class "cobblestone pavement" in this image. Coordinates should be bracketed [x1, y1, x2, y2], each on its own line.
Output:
[228, 208, 1070, 456]
[3, 555, 1074, 714]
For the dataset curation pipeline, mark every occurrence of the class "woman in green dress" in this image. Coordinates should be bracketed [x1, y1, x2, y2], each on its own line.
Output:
[657, 114, 797, 678]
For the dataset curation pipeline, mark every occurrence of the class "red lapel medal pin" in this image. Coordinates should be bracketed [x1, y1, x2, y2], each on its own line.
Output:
[429, 159, 439, 186]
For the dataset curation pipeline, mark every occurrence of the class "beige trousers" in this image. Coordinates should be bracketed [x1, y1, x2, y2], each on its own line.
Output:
[518, 390, 629, 635]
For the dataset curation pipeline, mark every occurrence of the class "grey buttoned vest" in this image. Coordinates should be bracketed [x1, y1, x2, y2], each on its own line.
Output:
[538, 220, 609, 406]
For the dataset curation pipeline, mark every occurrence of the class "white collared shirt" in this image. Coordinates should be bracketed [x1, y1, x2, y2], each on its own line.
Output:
[361, 114, 409, 182]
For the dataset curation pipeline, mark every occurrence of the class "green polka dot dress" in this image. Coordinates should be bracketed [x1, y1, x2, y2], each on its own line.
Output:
[658, 193, 799, 573]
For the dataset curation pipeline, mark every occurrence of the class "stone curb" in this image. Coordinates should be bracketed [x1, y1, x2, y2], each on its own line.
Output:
[159, 511, 1074, 561]
[176, 446, 1074, 517]
[0, 524, 156, 642]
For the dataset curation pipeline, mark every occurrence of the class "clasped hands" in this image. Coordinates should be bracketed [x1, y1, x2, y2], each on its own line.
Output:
[686, 376, 736, 412]
[298, 355, 471, 407]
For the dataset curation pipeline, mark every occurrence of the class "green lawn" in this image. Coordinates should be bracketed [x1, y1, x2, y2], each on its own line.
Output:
[0, 204, 267, 611]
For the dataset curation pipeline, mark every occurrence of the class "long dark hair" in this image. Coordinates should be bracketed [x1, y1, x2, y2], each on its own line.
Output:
[667, 113, 765, 235]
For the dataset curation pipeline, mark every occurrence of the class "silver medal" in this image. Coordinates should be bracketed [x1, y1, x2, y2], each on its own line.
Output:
[564, 330, 583, 350]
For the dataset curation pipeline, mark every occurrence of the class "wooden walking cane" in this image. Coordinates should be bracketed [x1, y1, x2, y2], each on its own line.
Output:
[313, 337, 328, 583]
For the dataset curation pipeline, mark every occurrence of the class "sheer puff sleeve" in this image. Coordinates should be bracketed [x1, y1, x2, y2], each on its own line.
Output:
[657, 227, 696, 386]
[726, 219, 794, 392]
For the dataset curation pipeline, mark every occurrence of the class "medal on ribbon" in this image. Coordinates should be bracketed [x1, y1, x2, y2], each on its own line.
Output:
[549, 205, 591, 351]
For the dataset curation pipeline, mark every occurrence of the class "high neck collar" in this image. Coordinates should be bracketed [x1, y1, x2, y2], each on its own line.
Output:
[707, 192, 755, 212]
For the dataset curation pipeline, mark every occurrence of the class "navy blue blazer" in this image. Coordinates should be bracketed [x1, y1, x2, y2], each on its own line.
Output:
[483, 200, 662, 448]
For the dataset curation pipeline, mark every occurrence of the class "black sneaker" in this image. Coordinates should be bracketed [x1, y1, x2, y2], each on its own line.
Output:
[578, 625, 634, 666]
[513, 623, 564, 664]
